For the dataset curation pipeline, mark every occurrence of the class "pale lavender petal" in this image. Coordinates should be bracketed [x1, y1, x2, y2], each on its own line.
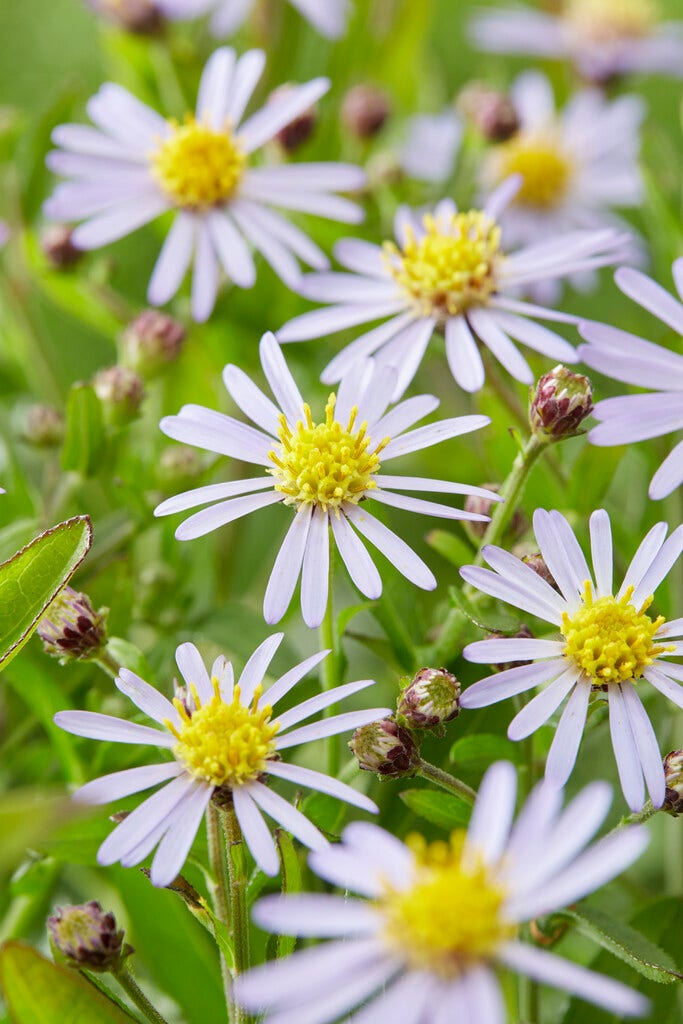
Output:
[589, 509, 613, 597]
[608, 684, 645, 812]
[238, 79, 330, 152]
[459, 661, 565, 708]
[631, 524, 683, 607]
[232, 784, 279, 876]
[206, 210, 256, 288]
[175, 490, 282, 541]
[240, 179, 363, 222]
[375, 475, 500, 502]
[97, 773, 196, 865]
[279, 300, 406, 344]
[492, 312, 578, 362]
[115, 668, 179, 725]
[370, 488, 484, 522]
[300, 505, 330, 629]
[650, 440, 683, 500]
[465, 638, 564, 663]
[334, 237, 386, 277]
[615, 266, 683, 336]
[175, 641, 213, 703]
[247, 780, 327, 851]
[275, 708, 392, 750]
[232, 199, 327, 270]
[72, 194, 169, 249]
[261, 956, 399, 1024]
[465, 761, 517, 866]
[155, 478, 272, 517]
[259, 331, 305, 423]
[480, 544, 567, 619]
[238, 632, 284, 704]
[467, 308, 534, 384]
[533, 509, 582, 608]
[225, 49, 266, 127]
[230, 203, 302, 288]
[369, 394, 439, 440]
[263, 505, 312, 625]
[252, 893, 380, 937]
[265, 649, 330, 707]
[619, 521, 668, 595]
[644, 665, 683, 710]
[276, 678, 374, 732]
[191, 222, 219, 322]
[445, 316, 486, 393]
[331, 512, 382, 599]
[347, 971, 439, 1024]
[221, 365, 280, 435]
[320, 313, 416, 384]
[545, 679, 591, 788]
[508, 668, 579, 741]
[459, 564, 563, 626]
[196, 47, 236, 128]
[373, 316, 436, 400]
[264, 760, 377, 814]
[344, 504, 435, 590]
[54, 710, 176, 747]
[484, 174, 522, 219]
[147, 213, 195, 305]
[150, 781, 213, 886]
[621, 685, 666, 808]
[159, 406, 272, 464]
[73, 762, 182, 805]
[382, 415, 490, 460]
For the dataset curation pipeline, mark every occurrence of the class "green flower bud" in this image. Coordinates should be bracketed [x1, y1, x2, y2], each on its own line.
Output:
[121, 310, 185, 378]
[398, 668, 461, 729]
[38, 586, 108, 662]
[48, 901, 128, 971]
[349, 717, 420, 777]
[23, 404, 65, 447]
[93, 365, 145, 427]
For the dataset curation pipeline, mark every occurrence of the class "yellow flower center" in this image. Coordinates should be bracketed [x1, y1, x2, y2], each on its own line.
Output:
[380, 832, 516, 976]
[385, 211, 501, 318]
[166, 680, 279, 787]
[561, 581, 670, 685]
[151, 115, 247, 209]
[268, 395, 388, 513]
[565, 0, 658, 41]
[494, 135, 573, 209]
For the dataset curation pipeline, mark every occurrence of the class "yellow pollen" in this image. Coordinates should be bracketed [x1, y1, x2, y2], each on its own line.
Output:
[494, 135, 573, 209]
[151, 115, 246, 209]
[384, 211, 501, 318]
[561, 581, 671, 685]
[380, 831, 517, 976]
[268, 394, 388, 513]
[564, 0, 658, 42]
[165, 680, 279, 787]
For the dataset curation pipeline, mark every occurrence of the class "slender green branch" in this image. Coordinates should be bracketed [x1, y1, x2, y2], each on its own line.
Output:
[417, 759, 477, 805]
[319, 555, 341, 777]
[113, 966, 171, 1024]
[93, 648, 123, 680]
[222, 807, 250, 1024]
[207, 804, 233, 1017]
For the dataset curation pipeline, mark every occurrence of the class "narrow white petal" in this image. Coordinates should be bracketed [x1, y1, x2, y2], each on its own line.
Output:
[644, 665, 683, 710]
[467, 308, 534, 384]
[248, 780, 327, 851]
[619, 521, 668, 595]
[621, 685, 666, 808]
[73, 762, 182, 805]
[260, 955, 399, 1024]
[97, 773, 196, 865]
[631, 524, 683, 608]
[72, 195, 169, 249]
[331, 512, 382, 599]
[230, 203, 302, 288]
[465, 761, 517, 867]
[221, 365, 280, 434]
[480, 544, 566, 618]
[382, 415, 490, 460]
[369, 394, 439, 441]
[191, 222, 219, 322]
[615, 266, 683, 336]
[175, 490, 282, 541]
[589, 509, 613, 597]
[252, 893, 380, 938]
[238, 78, 330, 152]
[263, 506, 313, 625]
[466, 638, 564, 663]
[225, 49, 266, 127]
[344, 504, 435, 590]
[508, 668, 578, 741]
[265, 648, 330, 707]
[459, 564, 563, 626]
[150, 782, 212, 887]
[155, 478, 273, 517]
[54, 711, 176, 747]
[370, 488, 483, 522]
[275, 708, 392, 750]
[196, 47, 236, 129]
[375, 475, 500, 501]
[608, 684, 645, 812]
[445, 316, 486, 393]
[259, 331, 305, 423]
[300, 506, 330, 629]
[175, 641, 213, 704]
[650, 440, 683, 501]
[232, 784, 279, 876]
[278, 301, 405, 343]
[277, 678, 374, 732]
[459, 660, 566, 708]
[206, 210, 256, 288]
[238, 632, 284, 704]
[320, 313, 416, 384]
[545, 679, 591, 788]
[485, 174, 522, 219]
[348, 971, 439, 1024]
[532, 509, 582, 608]
[264, 760, 377, 814]
[146, 212, 195, 306]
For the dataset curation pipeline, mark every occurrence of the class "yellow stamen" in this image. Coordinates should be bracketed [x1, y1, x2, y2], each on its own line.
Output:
[561, 580, 672, 685]
[384, 211, 501, 318]
[380, 831, 517, 976]
[493, 134, 574, 209]
[165, 680, 279, 787]
[268, 394, 388, 514]
[151, 115, 246, 209]
[564, 0, 659, 42]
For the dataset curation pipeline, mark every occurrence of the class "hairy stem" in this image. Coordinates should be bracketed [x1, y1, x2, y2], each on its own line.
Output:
[222, 806, 250, 1024]
[417, 759, 477, 805]
[113, 967, 171, 1024]
[207, 804, 233, 1019]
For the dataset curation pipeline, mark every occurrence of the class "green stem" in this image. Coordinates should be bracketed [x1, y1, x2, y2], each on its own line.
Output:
[417, 759, 477, 805]
[613, 801, 658, 833]
[93, 647, 123, 680]
[113, 967, 171, 1024]
[222, 807, 250, 1024]
[472, 432, 550, 569]
[319, 559, 341, 777]
[207, 804, 233, 1018]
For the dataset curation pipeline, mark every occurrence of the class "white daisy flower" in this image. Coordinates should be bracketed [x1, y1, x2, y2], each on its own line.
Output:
[470, 0, 683, 84]
[54, 635, 389, 886]
[44, 47, 365, 322]
[155, 332, 496, 629]
[398, 110, 462, 184]
[461, 508, 683, 811]
[235, 762, 649, 1023]
[579, 260, 683, 500]
[278, 187, 629, 400]
[158, 0, 350, 39]
[481, 71, 644, 259]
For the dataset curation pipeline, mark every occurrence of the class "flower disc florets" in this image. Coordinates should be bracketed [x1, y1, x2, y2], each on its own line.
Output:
[562, 581, 668, 685]
[269, 395, 387, 513]
[384, 211, 501, 318]
[381, 831, 516, 975]
[167, 681, 280, 787]
[565, 0, 658, 42]
[495, 135, 573, 208]
[152, 116, 247, 209]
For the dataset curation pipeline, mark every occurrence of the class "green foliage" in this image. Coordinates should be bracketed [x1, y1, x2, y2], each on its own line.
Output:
[399, 787, 472, 830]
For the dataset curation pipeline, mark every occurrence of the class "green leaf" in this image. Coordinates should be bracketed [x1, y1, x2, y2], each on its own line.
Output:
[450, 734, 521, 768]
[301, 791, 348, 837]
[0, 942, 136, 1023]
[61, 384, 105, 476]
[0, 516, 93, 671]
[399, 788, 471, 830]
[448, 585, 520, 635]
[275, 830, 303, 958]
[0, 790, 72, 877]
[557, 906, 683, 985]
[426, 529, 475, 569]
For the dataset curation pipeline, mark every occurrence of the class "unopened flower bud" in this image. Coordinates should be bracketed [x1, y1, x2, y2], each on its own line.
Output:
[269, 84, 318, 153]
[398, 668, 461, 729]
[341, 85, 391, 139]
[48, 901, 127, 971]
[366, 150, 404, 190]
[157, 445, 203, 490]
[663, 750, 683, 815]
[349, 716, 420, 777]
[464, 483, 527, 539]
[121, 310, 185, 378]
[93, 365, 145, 426]
[41, 224, 83, 269]
[485, 624, 534, 672]
[38, 586, 108, 662]
[529, 365, 593, 440]
[457, 82, 520, 142]
[86, 0, 163, 33]
[522, 551, 560, 592]
[23, 404, 65, 447]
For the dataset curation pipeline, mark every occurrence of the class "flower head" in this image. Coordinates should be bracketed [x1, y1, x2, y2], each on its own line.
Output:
[158, 0, 350, 39]
[349, 716, 420, 776]
[236, 763, 649, 1022]
[155, 332, 497, 628]
[398, 667, 461, 729]
[529, 364, 593, 439]
[44, 47, 364, 321]
[279, 189, 628, 400]
[48, 901, 128, 971]
[579, 259, 683, 500]
[460, 509, 683, 810]
[38, 586, 108, 662]
[470, 0, 683, 83]
[55, 635, 388, 885]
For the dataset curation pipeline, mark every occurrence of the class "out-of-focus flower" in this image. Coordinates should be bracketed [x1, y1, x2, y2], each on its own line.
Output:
[23, 404, 65, 447]
[121, 310, 185, 377]
[529, 364, 593, 440]
[48, 901, 128, 971]
[44, 48, 365, 322]
[93, 366, 145, 426]
[155, 332, 497, 629]
[268, 84, 318, 153]
[279, 187, 629, 400]
[398, 110, 462, 183]
[579, 259, 683, 500]
[398, 667, 461, 729]
[236, 764, 649, 1022]
[55, 636, 388, 885]
[86, 0, 163, 33]
[158, 0, 350, 39]
[458, 81, 520, 142]
[461, 508, 683, 811]
[470, 0, 683, 84]
[41, 224, 83, 268]
[480, 71, 644, 287]
[38, 586, 108, 662]
[349, 716, 420, 775]
[341, 85, 391, 139]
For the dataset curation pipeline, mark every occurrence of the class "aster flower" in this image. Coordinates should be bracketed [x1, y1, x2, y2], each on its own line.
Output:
[398, 110, 462, 184]
[480, 70, 644, 298]
[470, 0, 683, 84]
[155, 331, 496, 629]
[278, 187, 629, 399]
[578, 260, 683, 500]
[54, 635, 389, 885]
[158, 0, 349, 39]
[235, 762, 649, 1023]
[460, 508, 683, 811]
[44, 47, 365, 322]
